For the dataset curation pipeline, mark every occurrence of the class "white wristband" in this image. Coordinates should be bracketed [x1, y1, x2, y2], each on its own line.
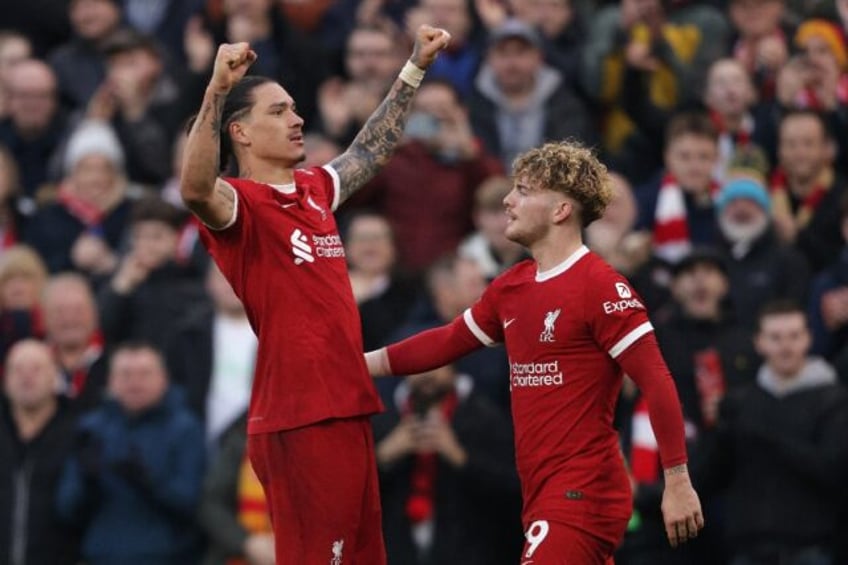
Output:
[365, 348, 392, 376]
[398, 60, 426, 88]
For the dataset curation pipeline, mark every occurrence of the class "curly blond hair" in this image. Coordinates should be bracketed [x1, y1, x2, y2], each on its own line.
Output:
[512, 141, 612, 228]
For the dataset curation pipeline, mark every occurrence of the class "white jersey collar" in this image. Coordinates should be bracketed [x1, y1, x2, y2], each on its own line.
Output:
[535, 245, 590, 282]
[270, 182, 296, 194]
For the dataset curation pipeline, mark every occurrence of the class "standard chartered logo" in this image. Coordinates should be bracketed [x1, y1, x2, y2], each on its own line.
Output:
[510, 360, 564, 389]
[291, 228, 314, 265]
[290, 229, 346, 265]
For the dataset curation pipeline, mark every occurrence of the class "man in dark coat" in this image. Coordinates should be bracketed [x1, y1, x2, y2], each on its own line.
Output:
[0, 340, 79, 565]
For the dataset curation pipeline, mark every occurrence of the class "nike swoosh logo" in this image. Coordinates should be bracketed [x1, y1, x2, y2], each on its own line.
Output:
[280, 203, 296, 209]
[520, 561, 534, 565]
[504, 318, 516, 328]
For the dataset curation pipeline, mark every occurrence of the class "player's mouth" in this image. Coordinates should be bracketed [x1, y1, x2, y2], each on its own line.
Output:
[289, 132, 304, 145]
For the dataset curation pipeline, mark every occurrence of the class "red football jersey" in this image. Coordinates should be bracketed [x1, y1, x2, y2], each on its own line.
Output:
[465, 245, 653, 538]
[199, 166, 384, 434]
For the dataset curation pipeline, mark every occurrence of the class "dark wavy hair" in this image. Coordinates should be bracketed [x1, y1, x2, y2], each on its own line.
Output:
[186, 75, 275, 177]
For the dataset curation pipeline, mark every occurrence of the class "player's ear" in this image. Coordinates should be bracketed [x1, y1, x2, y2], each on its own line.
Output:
[551, 198, 574, 224]
[230, 120, 251, 147]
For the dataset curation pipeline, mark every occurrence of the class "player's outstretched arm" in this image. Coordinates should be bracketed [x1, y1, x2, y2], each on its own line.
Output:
[329, 25, 450, 204]
[181, 43, 256, 229]
[364, 317, 483, 377]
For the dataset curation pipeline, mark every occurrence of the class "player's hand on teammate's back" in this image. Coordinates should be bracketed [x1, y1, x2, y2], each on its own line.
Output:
[410, 25, 452, 69]
[661, 468, 705, 548]
[210, 42, 258, 93]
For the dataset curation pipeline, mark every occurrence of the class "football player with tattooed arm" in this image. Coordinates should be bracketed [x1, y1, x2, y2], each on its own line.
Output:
[367, 141, 703, 564]
[179, 27, 450, 565]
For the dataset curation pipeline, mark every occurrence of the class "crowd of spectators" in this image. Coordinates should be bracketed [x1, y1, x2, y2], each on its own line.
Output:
[2, 0, 848, 563]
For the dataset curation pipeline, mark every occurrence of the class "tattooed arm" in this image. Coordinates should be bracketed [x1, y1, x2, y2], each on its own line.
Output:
[181, 43, 256, 229]
[330, 25, 451, 204]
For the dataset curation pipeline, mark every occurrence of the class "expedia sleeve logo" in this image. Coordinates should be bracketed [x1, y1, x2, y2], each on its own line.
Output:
[603, 282, 644, 314]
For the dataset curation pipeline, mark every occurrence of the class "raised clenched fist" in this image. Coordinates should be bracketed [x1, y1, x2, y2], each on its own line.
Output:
[410, 25, 451, 70]
[210, 42, 257, 93]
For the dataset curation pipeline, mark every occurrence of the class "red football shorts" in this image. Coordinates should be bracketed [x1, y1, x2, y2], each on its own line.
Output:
[247, 416, 386, 565]
[520, 519, 617, 564]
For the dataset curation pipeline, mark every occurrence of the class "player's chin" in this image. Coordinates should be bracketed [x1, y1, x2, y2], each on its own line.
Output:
[504, 224, 522, 244]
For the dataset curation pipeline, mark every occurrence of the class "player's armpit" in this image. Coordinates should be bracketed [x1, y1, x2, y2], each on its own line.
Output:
[185, 179, 238, 230]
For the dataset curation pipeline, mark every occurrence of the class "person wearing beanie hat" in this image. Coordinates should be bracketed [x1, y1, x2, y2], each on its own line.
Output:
[716, 177, 771, 216]
[63, 119, 125, 175]
[795, 19, 848, 71]
[715, 176, 810, 330]
[792, 18, 848, 112]
[25, 119, 133, 275]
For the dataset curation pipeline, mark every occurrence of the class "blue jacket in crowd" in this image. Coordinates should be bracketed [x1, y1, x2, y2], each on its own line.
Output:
[56, 387, 205, 565]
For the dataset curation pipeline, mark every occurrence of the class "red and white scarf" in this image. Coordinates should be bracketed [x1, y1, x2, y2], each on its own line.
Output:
[57, 183, 106, 228]
[653, 174, 718, 264]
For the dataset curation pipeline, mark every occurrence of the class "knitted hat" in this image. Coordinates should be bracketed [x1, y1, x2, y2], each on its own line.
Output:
[795, 19, 848, 70]
[63, 120, 125, 174]
[715, 178, 771, 214]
